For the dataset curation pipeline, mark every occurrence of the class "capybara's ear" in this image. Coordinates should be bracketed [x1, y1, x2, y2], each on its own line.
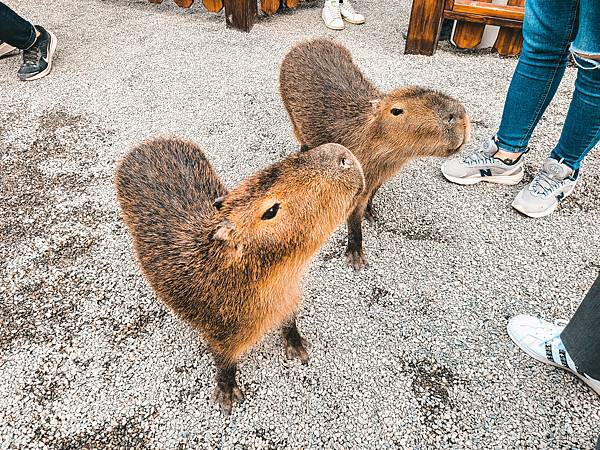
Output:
[213, 219, 235, 241]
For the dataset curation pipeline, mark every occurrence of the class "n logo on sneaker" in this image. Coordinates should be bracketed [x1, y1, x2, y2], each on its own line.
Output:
[556, 192, 565, 202]
[480, 169, 492, 177]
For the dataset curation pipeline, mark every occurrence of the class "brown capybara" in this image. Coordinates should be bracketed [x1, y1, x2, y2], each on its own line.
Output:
[115, 136, 364, 413]
[280, 38, 470, 271]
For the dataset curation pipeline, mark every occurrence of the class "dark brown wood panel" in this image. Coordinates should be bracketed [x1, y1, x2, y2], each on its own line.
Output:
[224, 0, 257, 31]
[452, 0, 524, 20]
[493, 0, 525, 56]
[444, 10, 522, 28]
[404, 0, 446, 55]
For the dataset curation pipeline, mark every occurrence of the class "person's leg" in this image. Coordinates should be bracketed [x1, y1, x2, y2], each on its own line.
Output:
[549, 0, 600, 171]
[561, 274, 600, 380]
[0, 2, 38, 49]
[511, 0, 600, 218]
[440, 0, 579, 187]
[495, 0, 579, 158]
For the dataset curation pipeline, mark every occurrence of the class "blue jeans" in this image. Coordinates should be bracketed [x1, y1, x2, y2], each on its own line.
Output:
[496, 0, 600, 171]
[0, 2, 37, 49]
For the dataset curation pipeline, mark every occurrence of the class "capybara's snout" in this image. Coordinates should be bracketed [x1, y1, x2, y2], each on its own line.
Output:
[438, 94, 470, 155]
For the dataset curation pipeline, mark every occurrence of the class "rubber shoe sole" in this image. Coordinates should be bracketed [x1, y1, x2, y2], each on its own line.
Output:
[19, 31, 57, 81]
[342, 16, 365, 24]
[511, 183, 576, 218]
[442, 166, 524, 186]
[0, 42, 18, 58]
[507, 322, 600, 396]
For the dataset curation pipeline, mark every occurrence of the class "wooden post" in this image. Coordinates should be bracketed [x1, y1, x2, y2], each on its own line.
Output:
[224, 0, 257, 31]
[404, 0, 446, 55]
[493, 0, 525, 56]
[261, 0, 280, 15]
[452, 0, 491, 49]
[203, 0, 224, 12]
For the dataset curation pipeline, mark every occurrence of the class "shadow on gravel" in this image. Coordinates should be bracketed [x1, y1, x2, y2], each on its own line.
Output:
[402, 357, 468, 424]
[33, 407, 155, 449]
[0, 108, 115, 352]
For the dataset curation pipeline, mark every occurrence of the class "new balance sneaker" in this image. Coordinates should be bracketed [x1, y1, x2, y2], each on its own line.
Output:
[17, 26, 57, 81]
[507, 315, 600, 396]
[512, 158, 577, 218]
[441, 137, 525, 185]
[322, 0, 344, 30]
[0, 41, 18, 58]
[340, 0, 365, 24]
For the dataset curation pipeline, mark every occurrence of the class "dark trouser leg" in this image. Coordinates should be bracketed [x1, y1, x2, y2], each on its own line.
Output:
[282, 316, 309, 363]
[596, 434, 600, 450]
[0, 2, 37, 49]
[561, 274, 600, 380]
[214, 358, 244, 414]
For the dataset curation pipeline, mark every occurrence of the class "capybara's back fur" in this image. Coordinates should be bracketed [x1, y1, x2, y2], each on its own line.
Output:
[280, 39, 380, 148]
[115, 136, 364, 412]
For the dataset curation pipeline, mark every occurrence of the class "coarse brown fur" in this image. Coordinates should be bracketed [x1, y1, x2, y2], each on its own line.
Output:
[280, 38, 471, 270]
[115, 136, 364, 413]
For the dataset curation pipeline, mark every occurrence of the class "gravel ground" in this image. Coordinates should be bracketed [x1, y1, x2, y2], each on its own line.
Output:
[1, 0, 599, 448]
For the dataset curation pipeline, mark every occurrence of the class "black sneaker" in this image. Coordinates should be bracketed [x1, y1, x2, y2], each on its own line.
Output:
[18, 26, 57, 81]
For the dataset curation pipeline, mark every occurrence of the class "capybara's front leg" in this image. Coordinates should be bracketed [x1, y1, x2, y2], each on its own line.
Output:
[346, 198, 368, 271]
[364, 184, 381, 223]
[282, 316, 309, 364]
[214, 358, 244, 414]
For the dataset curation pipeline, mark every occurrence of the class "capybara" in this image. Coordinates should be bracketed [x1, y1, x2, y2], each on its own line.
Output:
[115, 136, 365, 413]
[280, 38, 470, 271]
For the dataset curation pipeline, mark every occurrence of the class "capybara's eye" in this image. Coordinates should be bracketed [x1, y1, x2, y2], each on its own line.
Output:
[391, 108, 404, 116]
[261, 203, 280, 220]
[213, 196, 225, 210]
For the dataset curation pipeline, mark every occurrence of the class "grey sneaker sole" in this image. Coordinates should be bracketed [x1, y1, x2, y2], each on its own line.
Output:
[507, 323, 600, 396]
[511, 183, 576, 218]
[19, 31, 57, 81]
[442, 166, 524, 186]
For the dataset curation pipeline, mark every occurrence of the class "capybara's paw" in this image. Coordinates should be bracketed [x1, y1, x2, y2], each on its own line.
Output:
[284, 336, 309, 364]
[364, 205, 378, 223]
[214, 383, 245, 415]
[346, 248, 367, 272]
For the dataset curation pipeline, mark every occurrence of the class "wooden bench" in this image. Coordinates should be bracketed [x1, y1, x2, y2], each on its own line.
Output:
[405, 0, 526, 57]
[149, 0, 301, 32]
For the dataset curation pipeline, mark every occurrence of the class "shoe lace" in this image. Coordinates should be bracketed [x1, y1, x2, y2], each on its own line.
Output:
[529, 169, 563, 197]
[22, 46, 40, 65]
[462, 150, 495, 166]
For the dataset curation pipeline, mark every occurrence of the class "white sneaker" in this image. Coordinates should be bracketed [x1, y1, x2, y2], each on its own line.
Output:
[340, 0, 365, 24]
[322, 0, 344, 30]
[507, 314, 600, 396]
[512, 158, 578, 218]
[441, 137, 525, 185]
[0, 41, 18, 58]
